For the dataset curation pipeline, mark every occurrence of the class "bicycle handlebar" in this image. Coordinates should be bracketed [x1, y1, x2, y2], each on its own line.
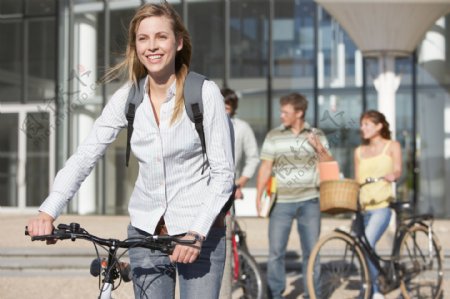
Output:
[360, 176, 386, 188]
[25, 222, 196, 254]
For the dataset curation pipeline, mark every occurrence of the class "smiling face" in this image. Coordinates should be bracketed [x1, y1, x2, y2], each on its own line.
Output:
[135, 16, 183, 80]
[360, 117, 382, 140]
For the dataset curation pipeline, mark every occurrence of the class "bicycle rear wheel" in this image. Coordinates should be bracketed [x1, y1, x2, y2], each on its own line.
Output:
[307, 231, 371, 299]
[398, 224, 444, 299]
[232, 248, 266, 299]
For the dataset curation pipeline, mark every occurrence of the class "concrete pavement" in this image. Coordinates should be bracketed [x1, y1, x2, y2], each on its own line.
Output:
[0, 213, 449, 298]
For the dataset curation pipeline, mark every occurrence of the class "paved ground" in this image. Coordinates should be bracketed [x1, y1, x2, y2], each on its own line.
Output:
[0, 213, 449, 298]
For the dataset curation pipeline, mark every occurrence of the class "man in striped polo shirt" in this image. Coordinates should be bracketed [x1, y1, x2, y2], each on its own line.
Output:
[256, 93, 333, 299]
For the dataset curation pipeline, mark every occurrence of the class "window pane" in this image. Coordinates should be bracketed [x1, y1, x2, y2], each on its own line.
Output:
[415, 13, 450, 218]
[417, 88, 449, 217]
[395, 90, 413, 202]
[0, 21, 22, 102]
[27, 19, 56, 102]
[318, 92, 362, 178]
[237, 89, 268, 146]
[317, 7, 361, 88]
[228, 78, 269, 187]
[109, 9, 136, 67]
[0, 114, 18, 207]
[0, 0, 22, 15]
[274, 0, 315, 87]
[74, 0, 102, 3]
[417, 14, 450, 86]
[25, 0, 55, 16]
[188, 1, 224, 77]
[230, 0, 269, 78]
[25, 112, 49, 206]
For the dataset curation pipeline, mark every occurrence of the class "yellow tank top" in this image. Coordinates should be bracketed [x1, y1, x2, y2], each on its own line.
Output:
[356, 141, 394, 210]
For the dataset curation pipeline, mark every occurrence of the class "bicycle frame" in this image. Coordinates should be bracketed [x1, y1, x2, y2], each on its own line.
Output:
[228, 205, 266, 299]
[229, 206, 247, 281]
[97, 242, 120, 299]
[338, 198, 437, 294]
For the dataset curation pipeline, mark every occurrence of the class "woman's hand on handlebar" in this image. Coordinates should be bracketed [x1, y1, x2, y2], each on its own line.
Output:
[169, 231, 203, 264]
[26, 212, 56, 244]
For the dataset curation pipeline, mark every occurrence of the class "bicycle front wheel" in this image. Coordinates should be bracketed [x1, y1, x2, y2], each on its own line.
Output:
[307, 231, 371, 299]
[399, 224, 444, 299]
[232, 248, 266, 299]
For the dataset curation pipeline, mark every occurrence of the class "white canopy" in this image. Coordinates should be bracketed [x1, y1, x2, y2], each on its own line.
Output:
[315, 0, 450, 56]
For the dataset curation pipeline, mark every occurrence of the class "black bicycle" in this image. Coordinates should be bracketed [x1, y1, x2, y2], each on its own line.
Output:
[25, 222, 195, 299]
[306, 177, 444, 299]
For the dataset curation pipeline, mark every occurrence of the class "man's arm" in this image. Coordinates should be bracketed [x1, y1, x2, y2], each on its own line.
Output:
[255, 159, 273, 216]
[235, 122, 260, 198]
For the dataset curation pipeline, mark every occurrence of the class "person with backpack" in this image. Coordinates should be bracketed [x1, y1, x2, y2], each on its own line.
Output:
[26, 2, 234, 299]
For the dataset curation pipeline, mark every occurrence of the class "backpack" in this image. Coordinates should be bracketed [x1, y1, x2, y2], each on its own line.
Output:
[124, 71, 236, 212]
[125, 71, 208, 168]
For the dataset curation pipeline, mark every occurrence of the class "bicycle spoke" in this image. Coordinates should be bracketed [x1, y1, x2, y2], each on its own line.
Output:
[399, 225, 443, 299]
[231, 249, 265, 299]
[307, 232, 370, 299]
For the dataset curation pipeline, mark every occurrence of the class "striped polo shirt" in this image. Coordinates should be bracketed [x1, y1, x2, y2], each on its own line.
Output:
[260, 123, 330, 202]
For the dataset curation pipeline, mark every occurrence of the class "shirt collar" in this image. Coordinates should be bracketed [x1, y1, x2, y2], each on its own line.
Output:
[144, 76, 177, 103]
[167, 81, 176, 101]
[281, 121, 312, 134]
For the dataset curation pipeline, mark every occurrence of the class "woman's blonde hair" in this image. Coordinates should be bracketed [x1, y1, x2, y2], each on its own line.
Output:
[104, 1, 192, 124]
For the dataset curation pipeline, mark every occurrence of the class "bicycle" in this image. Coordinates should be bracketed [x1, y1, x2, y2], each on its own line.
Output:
[230, 206, 266, 299]
[25, 222, 195, 299]
[306, 177, 444, 299]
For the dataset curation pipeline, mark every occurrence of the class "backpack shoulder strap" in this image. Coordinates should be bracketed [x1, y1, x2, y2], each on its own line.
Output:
[184, 71, 206, 122]
[184, 72, 208, 169]
[125, 77, 146, 167]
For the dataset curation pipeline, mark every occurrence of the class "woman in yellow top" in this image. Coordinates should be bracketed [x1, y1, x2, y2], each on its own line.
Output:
[354, 110, 402, 299]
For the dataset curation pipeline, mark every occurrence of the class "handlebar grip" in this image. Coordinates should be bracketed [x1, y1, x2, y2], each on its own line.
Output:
[31, 235, 55, 241]
[25, 226, 67, 241]
[154, 235, 196, 245]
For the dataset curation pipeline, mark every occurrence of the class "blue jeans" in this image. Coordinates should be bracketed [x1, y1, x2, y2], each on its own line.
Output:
[267, 199, 321, 299]
[363, 207, 391, 294]
[127, 224, 226, 299]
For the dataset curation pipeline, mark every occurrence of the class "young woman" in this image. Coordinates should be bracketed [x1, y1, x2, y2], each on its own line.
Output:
[354, 110, 402, 299]
[27, 2, 234, 298]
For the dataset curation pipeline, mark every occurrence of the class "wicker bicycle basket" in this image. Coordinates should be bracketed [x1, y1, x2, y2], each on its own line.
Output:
[320, 179, 360, 215]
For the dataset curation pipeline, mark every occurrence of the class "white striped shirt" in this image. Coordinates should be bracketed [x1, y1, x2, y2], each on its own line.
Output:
[231, 117, 259, 180]
[39, 77, 235, 237]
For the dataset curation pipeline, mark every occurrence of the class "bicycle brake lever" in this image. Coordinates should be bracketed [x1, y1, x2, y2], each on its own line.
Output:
[57, 223, 70, 230]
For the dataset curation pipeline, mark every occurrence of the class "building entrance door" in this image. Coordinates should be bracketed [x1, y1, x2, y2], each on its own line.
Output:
[0, 104, 55, 211]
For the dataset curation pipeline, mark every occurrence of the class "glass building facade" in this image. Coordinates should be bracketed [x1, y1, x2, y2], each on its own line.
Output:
[0, 0, 449, 217]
